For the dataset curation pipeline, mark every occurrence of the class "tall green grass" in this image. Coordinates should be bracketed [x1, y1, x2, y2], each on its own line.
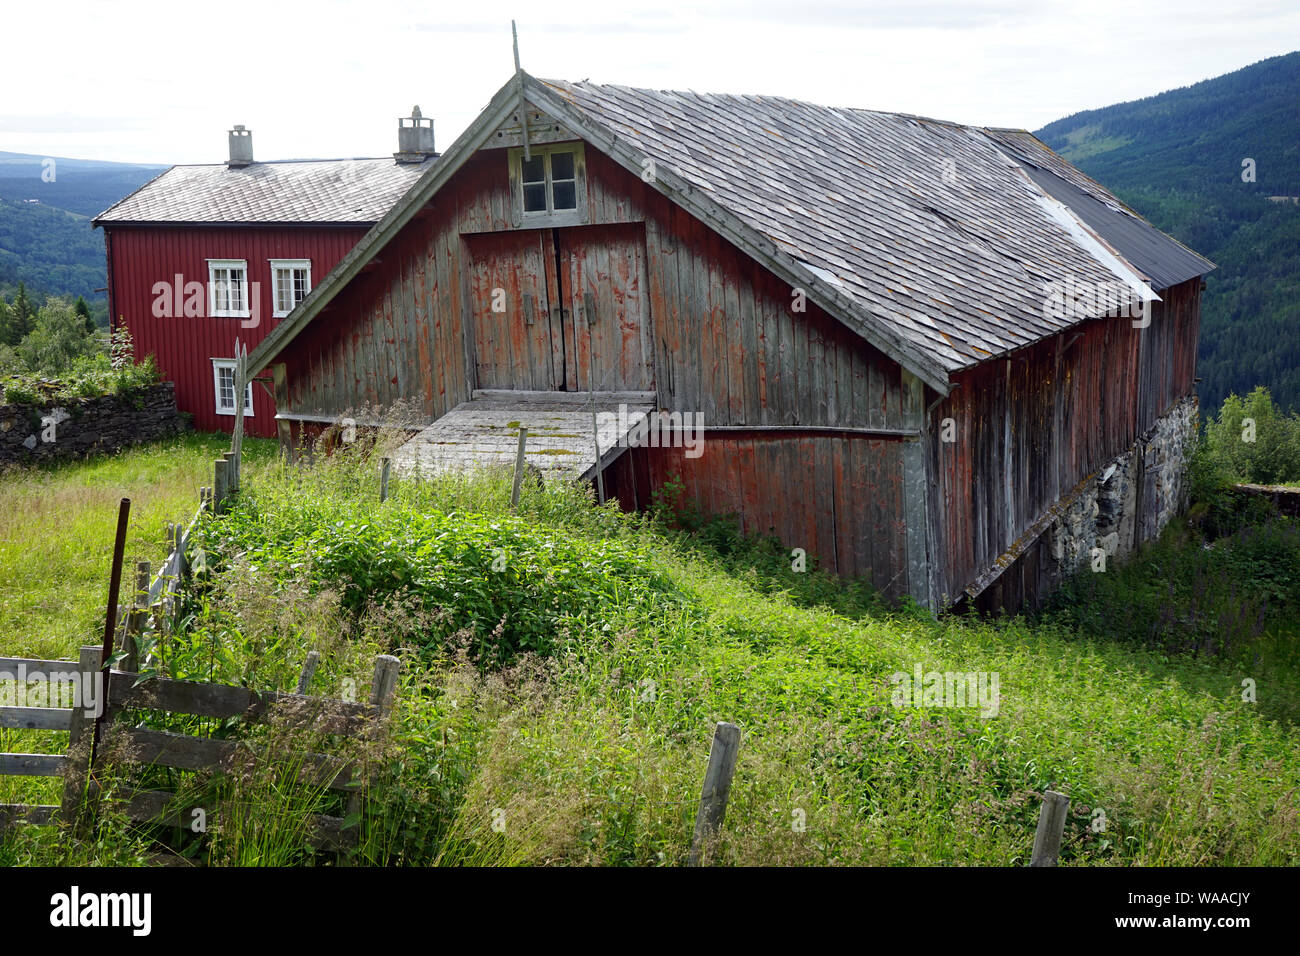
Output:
[4, 435, 1298, 865]
[0, 433, 276, 820]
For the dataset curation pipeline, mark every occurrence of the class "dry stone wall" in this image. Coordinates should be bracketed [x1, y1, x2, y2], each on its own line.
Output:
[1050, 395, 1197, 573]
[0, 382, 184, 466]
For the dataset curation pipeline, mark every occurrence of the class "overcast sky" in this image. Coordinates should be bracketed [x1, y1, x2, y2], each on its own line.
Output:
[1, 0, 1296, 165]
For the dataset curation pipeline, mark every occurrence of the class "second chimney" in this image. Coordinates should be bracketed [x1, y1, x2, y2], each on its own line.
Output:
[228, 125, 253, 167]
[394, 106, 436, 163]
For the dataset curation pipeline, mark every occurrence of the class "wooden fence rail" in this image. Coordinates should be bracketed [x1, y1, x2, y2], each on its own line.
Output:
[2, 646, 400, 855]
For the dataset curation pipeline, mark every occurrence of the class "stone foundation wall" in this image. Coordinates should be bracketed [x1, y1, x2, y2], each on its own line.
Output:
[1050, 395, 1198, 574]
[0, 382, 185, 467]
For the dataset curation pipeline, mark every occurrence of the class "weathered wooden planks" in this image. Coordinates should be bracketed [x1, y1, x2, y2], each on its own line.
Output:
[926, 277, 1202, 610]
[0, 707, 73, 732]
[109, 674, 373, 732]
[638, 433, 909, 599]
[389, 397, 655, 481]
[0, 753, 68, 776]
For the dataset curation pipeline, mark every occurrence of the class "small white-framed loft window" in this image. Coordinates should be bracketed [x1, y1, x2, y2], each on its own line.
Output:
[212, 358, 253, 417]
[509, 142, 587, 227]
[270, 259, 312, 317]
[208, 259, 250, 318]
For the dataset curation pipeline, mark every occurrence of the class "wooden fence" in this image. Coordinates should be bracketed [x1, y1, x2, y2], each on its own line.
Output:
[2, 377, 405, 851]
[2, 647, 399, 853]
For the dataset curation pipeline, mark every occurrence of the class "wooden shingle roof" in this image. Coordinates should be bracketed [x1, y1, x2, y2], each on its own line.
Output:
[93, 157, 434, 226]
[247, 73, 1213, 388]
[542, 79, 1215, 372]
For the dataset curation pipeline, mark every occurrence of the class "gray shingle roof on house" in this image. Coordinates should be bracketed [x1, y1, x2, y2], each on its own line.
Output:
[541, 79, 1215, 372]
[93, 157, 434, 226]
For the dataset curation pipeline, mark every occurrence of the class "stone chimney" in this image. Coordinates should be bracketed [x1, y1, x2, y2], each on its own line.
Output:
[394, 106, 436, 163]
[228, 125, 253, 167]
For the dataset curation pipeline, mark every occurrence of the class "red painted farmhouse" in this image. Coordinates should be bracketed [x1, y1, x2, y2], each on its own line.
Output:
[93, 112, 437, 437]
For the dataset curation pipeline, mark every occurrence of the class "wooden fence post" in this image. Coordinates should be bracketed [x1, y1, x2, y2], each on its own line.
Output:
[63, 645, 103, 824]
[1029, 790, 1070, 867]
[173, 521, 185, 574]
[122, 561, 149, 673]
[688, 721, 741, 866]
[369, 655, 401, 717]
[342, 655, 402, 838]
[380, 458, 391, 503]
[224, 450, 238, 495]
[510, 426, 529, 511]
[297, 651, 320, 695]
[590, 408, 606, 505]
[213, 459, 229, 513]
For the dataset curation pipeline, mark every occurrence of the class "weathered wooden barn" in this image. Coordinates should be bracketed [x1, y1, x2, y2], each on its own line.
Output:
[94, 114, 437, 437]
[246, 73, 1214, 611]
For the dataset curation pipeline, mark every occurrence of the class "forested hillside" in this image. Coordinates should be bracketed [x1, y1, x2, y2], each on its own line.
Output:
[0, 152, 165, 324]
[1036, 51, 1300, 413]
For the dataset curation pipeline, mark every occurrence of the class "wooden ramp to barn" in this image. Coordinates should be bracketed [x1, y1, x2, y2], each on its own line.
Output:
[389, 391, 655, 481]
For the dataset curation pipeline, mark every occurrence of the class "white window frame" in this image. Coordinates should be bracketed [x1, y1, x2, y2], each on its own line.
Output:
[269, 258, 312, 318]
[212, 358, 254, 417]
[207, 259, 250, 318]
[509, 142, 588, 228]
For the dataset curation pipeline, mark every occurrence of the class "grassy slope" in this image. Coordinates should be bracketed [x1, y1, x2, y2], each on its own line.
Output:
[3, 438, 1297, 865]
[0, 433, 275, 660]
[0, 434, 277, 820]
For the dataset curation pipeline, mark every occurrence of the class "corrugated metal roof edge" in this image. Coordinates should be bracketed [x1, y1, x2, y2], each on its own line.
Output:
[979, 129, 1216, 277]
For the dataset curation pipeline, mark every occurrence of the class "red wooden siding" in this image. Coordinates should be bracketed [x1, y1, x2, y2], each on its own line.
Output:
[105, 225, 367, 437]
[284, 147, 905, 429]
[605, 434, 909, 600]
[926, 277, 1202, 607]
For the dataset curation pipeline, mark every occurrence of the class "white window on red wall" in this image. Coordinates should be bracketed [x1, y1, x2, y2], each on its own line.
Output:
[212, 358, 253, 416]
[270, 259, 312, 317]
[208, 260, 250, 317]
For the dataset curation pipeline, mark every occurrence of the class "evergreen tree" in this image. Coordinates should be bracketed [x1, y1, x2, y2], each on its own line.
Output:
[11, 283, 36, 343]
[73, 295, 95, 335]
[0, 296, 14, 347]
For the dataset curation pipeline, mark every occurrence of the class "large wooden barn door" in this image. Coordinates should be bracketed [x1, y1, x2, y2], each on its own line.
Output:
[555, 224, 654, 393]
[466, 230, 564, 390]
[466, 225, 653, 393]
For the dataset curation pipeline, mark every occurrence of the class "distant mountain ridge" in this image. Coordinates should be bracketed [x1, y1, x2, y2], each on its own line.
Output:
[1035, 51, 1300, 414]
